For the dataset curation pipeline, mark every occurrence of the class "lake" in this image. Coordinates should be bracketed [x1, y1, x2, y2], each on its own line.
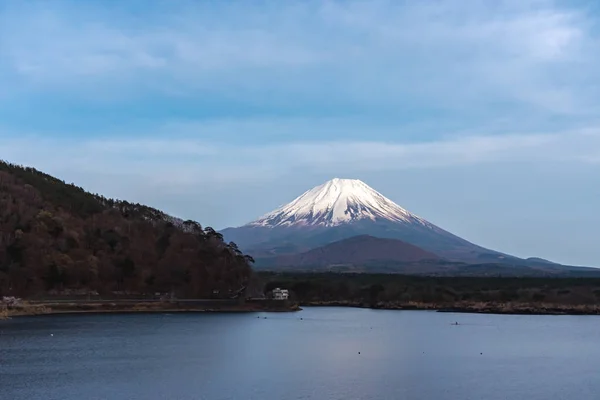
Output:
[2, 307, 600, 400]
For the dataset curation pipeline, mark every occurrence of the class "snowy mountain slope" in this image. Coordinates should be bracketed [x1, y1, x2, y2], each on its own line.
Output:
[220, 178, 526, 264]
[249, 178, 432, 228]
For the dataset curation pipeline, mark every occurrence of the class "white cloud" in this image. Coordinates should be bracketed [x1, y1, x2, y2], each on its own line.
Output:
[86, 139, 219, 157]
[2, 125, 598, 187]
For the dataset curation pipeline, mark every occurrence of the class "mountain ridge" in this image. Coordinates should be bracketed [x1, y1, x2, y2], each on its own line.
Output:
[252, 234, 600, 276]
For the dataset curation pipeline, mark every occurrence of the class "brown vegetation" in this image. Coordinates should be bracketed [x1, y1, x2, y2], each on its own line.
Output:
[4, 299, 299, 317]
[0, 161, 253, 298]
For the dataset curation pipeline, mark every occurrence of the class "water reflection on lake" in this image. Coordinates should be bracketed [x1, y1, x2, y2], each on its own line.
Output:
[2, 307, 600, 400]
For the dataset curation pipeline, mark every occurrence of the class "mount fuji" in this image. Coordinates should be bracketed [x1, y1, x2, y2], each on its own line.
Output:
[221, 178, 520, 264]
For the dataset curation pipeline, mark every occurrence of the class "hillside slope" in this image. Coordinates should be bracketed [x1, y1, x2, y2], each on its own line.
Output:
[274, 235, 440, 267]
[0, 160, 253, 297]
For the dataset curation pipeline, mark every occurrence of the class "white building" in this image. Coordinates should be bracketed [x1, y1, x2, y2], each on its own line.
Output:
[272, 288, 289, 300]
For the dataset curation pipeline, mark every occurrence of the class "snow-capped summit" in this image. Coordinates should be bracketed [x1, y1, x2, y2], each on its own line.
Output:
[247, 178, 431, 228]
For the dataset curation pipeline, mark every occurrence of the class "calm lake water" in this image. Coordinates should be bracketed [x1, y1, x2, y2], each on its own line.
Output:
[2, 307, 600, 400]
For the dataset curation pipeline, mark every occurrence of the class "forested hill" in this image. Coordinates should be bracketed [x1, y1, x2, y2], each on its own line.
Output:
[0, 160, 254, 298]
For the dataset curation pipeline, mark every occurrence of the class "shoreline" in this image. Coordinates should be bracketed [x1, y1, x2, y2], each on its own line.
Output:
[5, 300, 600, 319]
[1, 300, 301, 319]
[301, 301, 600, 316]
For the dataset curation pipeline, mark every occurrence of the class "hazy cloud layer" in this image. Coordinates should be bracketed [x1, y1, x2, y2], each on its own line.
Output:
[2, 124, 599, 193]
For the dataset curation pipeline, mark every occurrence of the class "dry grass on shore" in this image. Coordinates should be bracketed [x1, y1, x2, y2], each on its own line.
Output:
[305, 300, 600, 315]
[439, 301, 600, 315]
[1, 299, 299, 318]
[3, 302, 49, 318]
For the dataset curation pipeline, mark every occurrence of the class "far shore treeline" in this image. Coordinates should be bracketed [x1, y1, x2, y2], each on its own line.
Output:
[258, 272, 600, 309]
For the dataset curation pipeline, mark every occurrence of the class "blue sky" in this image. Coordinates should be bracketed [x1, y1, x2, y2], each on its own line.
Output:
[1, 0, 600, 266]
